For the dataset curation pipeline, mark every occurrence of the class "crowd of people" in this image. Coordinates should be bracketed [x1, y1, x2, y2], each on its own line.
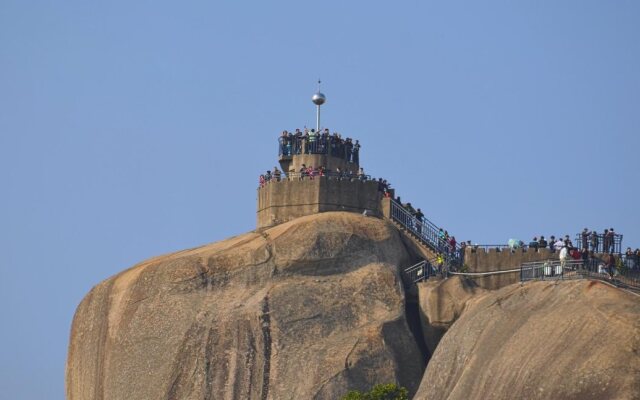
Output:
[520, 228, 623, 254]
[258, 165, 392, 197]
[395, 197, 459, 258]
[278, 129, 360, 163]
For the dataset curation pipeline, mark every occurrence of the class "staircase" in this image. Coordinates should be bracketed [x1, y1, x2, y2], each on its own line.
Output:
[385, 199, 463, 286]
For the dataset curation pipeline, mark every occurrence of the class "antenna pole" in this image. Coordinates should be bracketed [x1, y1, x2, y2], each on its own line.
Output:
[311, 79, 326, 132]
[316, 80, 321, 131]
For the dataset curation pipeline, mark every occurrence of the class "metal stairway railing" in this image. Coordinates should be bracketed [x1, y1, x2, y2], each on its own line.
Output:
[403, 256, 447, 285]
[389, 199, 463, 268]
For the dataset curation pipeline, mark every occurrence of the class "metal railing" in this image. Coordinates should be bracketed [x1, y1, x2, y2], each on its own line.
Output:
[389, 200, 463, 266]
[466, 244, 511, 252]
[574, 233, 624, 254]
[278, 136, 360, 163]
[520, 258, 640, 291]
[404, 259, 439, 285]
[520, 259, 583, 281]
[260, 170, 373, 184]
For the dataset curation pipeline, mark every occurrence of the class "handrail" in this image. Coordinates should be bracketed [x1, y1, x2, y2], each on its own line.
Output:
[403, 257, 443, 285]
[278, 135, 360, 163]
[259, 170, 375, 184]
[389, 199, 463, 265]
[466, 244, 510, 251]
[574, 233, 624, 254]
[520, 258, 640, 291]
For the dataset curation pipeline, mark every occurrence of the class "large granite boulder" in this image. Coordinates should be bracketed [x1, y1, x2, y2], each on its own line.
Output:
[66, 212, 425, 400]
[414, 279, 640, 400]
[417, 276, 486, 355]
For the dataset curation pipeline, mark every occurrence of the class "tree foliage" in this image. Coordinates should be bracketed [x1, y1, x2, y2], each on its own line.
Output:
[341, 383, 409, 400]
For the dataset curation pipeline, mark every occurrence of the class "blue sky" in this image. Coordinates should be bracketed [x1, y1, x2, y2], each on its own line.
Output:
[1, 1, 639, 398]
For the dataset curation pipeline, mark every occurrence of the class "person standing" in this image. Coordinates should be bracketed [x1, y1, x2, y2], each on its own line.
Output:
[414, 208, 424, 235]
[559, 245, 569, 272]
[436, 253, 445, 276]
[538, 236, 548, 249]
[606, 252, 616, 279]
[590, 230, 599, 253]
[352, 140, 361, 164]
[607, 228, 616, 253]
[581, 228, 589, 250]
[581, 247, 590, 271]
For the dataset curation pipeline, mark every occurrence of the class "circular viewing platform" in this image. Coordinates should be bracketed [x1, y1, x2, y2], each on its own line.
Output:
[277, 129, 360, 176]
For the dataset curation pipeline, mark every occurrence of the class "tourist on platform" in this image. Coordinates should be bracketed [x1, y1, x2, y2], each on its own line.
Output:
[508, 238, 523, 252]
[259, 174, 265, 188]
[581, 228, 589, 250]
[307, 165, 315, 179]
[449, 236, 457, 255]
[625, 247, 635, 269]
[564, 235, 573, 248]
[357, 167, 366, 181]
[346, 138, 354, 162]
[581, 247, 590, 269]
[415, 208, 424, 235]
[554, 238, 565, 251]
[280, 130, 290, 156]
[559, 244, 569, 271]
[353, 140, 360, 164]
[273, 166, 281, 181]
[529, 237, 539, 251]
[538, 236, 548, 249]
[405, 202, 416, 215]
[308, 129, 318, 153]
[605, 252, 616, 278]
[607, 228, 616, 253]
[602, 229, 610, 254]
[299, 164, 307, 180]
[438, 229, 445, 252]
[590, 230, 599, 252]
[548, 236, 556, 252]
[436, 253, 445, 275]
[570, 247, 582, 261]
[265, 170, 272, 182]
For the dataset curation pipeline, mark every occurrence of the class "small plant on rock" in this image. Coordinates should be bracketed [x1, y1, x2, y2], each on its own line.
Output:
[341, 383, 409, 400]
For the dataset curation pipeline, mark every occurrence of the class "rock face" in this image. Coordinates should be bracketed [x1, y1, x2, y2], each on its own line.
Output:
[414, 280, 640, 400]
[417, 277, 485, 355]
[66, 212, 425, 400]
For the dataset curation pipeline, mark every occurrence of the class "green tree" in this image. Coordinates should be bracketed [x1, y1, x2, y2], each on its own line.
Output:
[341, 383, 409, 400]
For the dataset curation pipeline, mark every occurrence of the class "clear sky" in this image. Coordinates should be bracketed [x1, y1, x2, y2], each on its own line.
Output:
[1, 1, 639, 398]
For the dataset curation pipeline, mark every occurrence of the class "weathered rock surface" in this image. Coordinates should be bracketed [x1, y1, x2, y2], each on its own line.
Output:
[414, 280, 640, 400]
[66, 212, 425, 400]
[417, 277, 485, 355]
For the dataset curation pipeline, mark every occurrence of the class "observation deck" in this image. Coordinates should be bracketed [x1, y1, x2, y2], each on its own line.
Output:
[257, 131, 390, 229]
[277, 130, 360, 176]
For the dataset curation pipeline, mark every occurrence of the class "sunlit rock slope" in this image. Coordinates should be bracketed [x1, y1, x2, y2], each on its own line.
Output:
[414, 279, 640, 400]
[66, 212, 424, 400]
